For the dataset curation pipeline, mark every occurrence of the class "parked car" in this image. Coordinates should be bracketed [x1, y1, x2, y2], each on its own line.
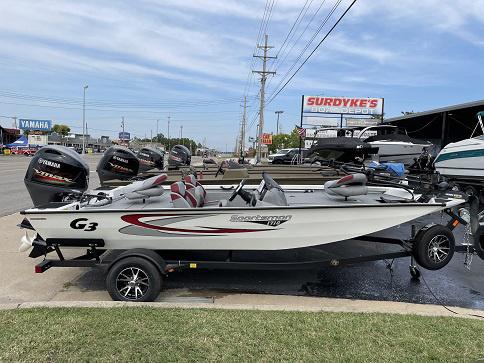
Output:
[10, 147, 38, 156]
[268, 148, 308, 164]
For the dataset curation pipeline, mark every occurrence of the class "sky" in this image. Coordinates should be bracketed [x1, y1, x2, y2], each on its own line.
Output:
[0, 0, 483, 149]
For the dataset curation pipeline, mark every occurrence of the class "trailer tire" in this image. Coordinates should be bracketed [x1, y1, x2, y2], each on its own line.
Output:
[413, 225, 455, 270]
[106, 257, 162, 302]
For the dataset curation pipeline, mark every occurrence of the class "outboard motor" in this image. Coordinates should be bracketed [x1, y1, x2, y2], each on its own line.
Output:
[168, 145, 191, 170]
[137, 147, 165, 173]
[24, 145, 89, 207]
[96, 146, 139, 184]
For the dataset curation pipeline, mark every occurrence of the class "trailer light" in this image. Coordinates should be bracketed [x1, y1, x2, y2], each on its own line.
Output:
[458, 208, 471, 224]
[34, 265, 44, 273]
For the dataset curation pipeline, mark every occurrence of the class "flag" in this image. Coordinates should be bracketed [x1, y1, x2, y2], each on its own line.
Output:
[295, 125, 306, 138]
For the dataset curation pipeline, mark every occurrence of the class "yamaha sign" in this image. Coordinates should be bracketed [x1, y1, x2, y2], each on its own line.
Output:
[19, 119, 52, 131]
[303, 96, 383, 116]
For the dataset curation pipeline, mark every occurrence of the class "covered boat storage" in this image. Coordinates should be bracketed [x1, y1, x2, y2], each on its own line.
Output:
[384, 99, 484, 150]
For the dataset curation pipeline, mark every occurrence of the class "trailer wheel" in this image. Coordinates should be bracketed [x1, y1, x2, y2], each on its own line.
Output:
[413, 225, 455, 270]
[106, 257, 162, 302]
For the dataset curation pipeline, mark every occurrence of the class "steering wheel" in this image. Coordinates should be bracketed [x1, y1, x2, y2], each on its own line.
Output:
[229, 179, 248, 201]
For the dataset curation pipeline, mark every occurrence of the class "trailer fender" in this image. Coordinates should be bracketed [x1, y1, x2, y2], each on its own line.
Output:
[109, 249, 167, 275]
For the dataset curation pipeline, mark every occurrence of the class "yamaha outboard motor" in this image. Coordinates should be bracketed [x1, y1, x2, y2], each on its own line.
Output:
[97, 146, 139, 184]
[168, 144, 191, 170]
[24, 145, 89, 207]
[137, 147, 165, 173]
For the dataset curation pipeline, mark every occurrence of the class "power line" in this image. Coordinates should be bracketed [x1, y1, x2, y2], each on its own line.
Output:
[267, 0, 342, 102]
[267, 0, 357, 105]
[269, 0, 326, 82]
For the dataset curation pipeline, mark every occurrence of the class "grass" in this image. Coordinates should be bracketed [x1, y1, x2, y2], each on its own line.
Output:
[0, 308, 482, 362]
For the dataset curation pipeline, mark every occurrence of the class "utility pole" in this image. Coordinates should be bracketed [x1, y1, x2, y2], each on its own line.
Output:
[156, 119, 159, 142]
[275, 110, 283, 134]
[167, 115, 171, 151]
[240, 96, 247, 161]
[150, 129, 153, 143]
[82, 85, 88, 154]
[12, 116, 17, 129]
[180, 125, 183, 145]
[252, 34, 276, 163]
[121, 116, 125, 145]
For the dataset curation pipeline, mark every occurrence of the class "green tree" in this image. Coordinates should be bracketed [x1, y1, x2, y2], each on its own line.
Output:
[268, 128, 301, 153]
[52, 124, 71, 136]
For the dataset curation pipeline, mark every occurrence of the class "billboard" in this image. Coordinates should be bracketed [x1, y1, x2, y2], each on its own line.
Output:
[28, 134, 48, 146]
[19, 119, 52, 131]
[261, 133, 272, 145]
[303, 96, 383, 116]
[119, 132, 131, 141]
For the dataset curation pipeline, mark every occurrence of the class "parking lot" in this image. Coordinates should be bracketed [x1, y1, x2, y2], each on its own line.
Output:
[0, 154, 483, 309]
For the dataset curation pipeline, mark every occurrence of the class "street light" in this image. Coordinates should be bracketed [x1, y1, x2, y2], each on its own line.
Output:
[275, 110, 283, 135]
[82, 85, 88, 154]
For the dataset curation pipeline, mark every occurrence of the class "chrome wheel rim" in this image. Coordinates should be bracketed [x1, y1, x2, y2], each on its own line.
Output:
[116, 267, 150, 300]
[427, 235, 450, 263]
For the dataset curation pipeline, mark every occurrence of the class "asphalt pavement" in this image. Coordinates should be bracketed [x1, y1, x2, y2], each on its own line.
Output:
[0, 153, 483, 309]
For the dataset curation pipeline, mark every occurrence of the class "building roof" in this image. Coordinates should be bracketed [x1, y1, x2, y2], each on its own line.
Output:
[384, 99, 484, 123]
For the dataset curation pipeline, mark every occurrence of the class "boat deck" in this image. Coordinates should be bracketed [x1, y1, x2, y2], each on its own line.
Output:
[80, 187, 391, 212]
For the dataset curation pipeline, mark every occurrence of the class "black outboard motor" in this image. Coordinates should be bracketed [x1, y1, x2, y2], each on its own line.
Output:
[24, 145, 89, 207]
[137, 147, 165, 173]
[96, 146, 139, 184]
[168, 145, 191, 169]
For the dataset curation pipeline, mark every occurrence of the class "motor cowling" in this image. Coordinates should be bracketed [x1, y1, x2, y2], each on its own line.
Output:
[97, 146, 139, 184]
[137, 147, 165, 173]
[24, 145, 89, 207]
[168, 145, 191, 169]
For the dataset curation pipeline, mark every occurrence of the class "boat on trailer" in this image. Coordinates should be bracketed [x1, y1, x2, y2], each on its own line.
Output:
[17, 146, 483, 302]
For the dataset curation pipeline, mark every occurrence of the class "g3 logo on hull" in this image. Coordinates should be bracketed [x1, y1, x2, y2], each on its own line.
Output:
[70, 218, 98, 231]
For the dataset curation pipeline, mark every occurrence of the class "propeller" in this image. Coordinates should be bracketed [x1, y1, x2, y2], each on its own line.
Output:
[19, 232, 34, 253]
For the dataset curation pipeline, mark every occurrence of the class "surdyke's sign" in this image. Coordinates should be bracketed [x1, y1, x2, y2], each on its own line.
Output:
[303, 96, 383, 115]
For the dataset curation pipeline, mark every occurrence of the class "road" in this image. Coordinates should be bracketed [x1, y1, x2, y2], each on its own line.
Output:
[0, 153, 483, 308]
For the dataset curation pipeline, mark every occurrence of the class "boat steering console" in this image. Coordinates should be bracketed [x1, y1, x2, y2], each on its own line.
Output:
[229, 173, 287, 207]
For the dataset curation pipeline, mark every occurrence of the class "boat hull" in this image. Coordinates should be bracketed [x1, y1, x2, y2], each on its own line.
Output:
[24, 203, 451, 251]
[435, 138, 484, 179]
[370, 141, 429, 165]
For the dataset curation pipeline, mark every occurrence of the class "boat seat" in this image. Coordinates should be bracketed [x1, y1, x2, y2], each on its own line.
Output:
[121, 174, 167, 200]
[324, 173, 368, 198]
[170, 181, 195, 208]
[184, 174, 206, 206]
[185, 174, 207, 197]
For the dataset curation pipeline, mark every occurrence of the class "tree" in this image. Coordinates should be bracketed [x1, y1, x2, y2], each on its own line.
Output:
[268, 128, 301, 153]
[52, 124, 71, 136]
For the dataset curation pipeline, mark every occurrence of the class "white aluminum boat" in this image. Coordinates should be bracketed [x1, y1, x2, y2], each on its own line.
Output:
[19, 145, 479, 302]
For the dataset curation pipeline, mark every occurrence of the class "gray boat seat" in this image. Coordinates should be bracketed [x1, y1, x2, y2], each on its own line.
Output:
[170, 181, 195, 208]
[324, 173, 368, 198]
[121, 174, 167, 200]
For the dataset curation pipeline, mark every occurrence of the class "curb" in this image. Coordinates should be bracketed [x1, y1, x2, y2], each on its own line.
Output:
[0, 296, 483, 319]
